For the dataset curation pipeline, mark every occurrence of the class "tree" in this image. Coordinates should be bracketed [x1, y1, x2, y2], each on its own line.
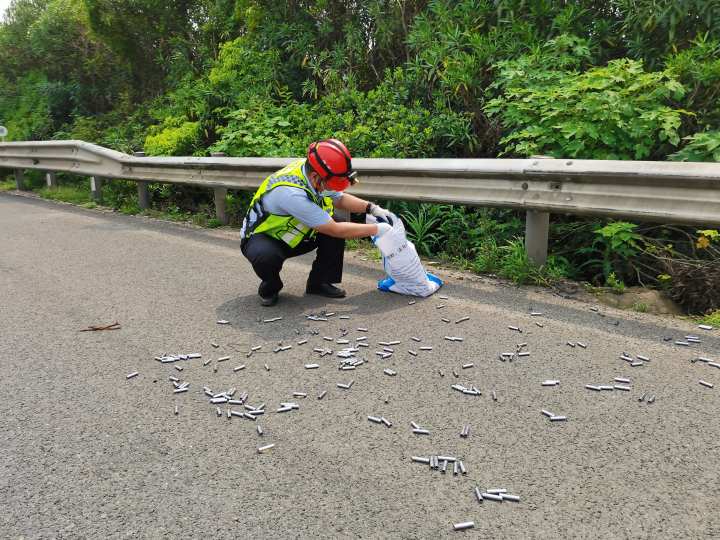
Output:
[82, 0, 212, 97]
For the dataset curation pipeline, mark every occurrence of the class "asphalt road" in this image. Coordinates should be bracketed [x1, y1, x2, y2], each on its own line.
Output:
[1, 193, 719, 539]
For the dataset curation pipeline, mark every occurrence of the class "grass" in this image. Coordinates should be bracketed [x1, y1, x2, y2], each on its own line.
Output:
[352, 233, 570, 286]
[347, 238, 381, 260]
[38, 185, 91, 204]
[632, 302, 648, 313]
[191, 213, 222, 228]
[192, 213, 209, 227]
[139, 207, 208, 224]
[471, 236, 570, 286]
[699, 310, 720, 327]
[119, 203, 140, 215]
[0, 179, 16, 191]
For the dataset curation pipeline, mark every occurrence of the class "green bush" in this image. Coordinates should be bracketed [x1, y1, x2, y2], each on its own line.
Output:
[0, 179, 16, 191]
[38, 184, 90, 204]
[577, 222, 643, 284]
[617, 0, 720, 64]
[102, 179, 139, 211]
[309, 69, 475, 158]
[208, 37, 284, 103]
[471, 236, 570, 285]
[487, 53, 687, 159]
[665, 36, 720, 130]
[400, 204, 443, 257]
[210, 102, 308, 157]
[700, 310, 720, 327]
[55, 95, 153, 154]
[0, 71, 54, 140]
[211, 68, 475, 159]
[145, 117, 201, 156]
[670, 131, 720, 162]
[437, 207, 524, 262]
[472, 237, 503, 274]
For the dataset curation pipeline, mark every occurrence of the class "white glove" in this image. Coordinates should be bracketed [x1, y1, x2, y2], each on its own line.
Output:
[374, 222, 392, 238]
[370, 204, 394, 226]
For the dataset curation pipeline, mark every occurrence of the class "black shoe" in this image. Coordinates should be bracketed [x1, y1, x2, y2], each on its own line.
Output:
[305, 283, 346, 298]
[260, 293, 279, 307]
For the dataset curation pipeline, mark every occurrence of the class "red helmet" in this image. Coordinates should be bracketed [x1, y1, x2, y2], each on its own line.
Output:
[307, 138, 358, 191]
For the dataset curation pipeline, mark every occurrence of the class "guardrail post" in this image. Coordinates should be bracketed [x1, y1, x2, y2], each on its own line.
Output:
[137, 181, 150, 210]
[133, 152, 150, 210]
[334, 209, 350, 222]
[14, 169, 26, 190]
[525, 210, 550, 265]
[46, 172, 58, 189]
[214, 187, 228, 225]
[90, 176, 104, 203]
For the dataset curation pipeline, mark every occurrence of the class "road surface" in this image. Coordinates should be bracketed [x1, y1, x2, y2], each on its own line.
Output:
[1, 193, 718, 538]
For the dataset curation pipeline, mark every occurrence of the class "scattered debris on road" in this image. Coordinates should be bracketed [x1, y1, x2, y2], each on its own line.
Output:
[80, 321, 120, 332]
[120, 294, 720, 534]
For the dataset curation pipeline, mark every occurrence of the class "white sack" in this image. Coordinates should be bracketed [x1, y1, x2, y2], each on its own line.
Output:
[367, 214, 442, 297]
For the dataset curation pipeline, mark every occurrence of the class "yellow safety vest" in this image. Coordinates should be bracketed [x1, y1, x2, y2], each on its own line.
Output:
[241, 159, 334, 248]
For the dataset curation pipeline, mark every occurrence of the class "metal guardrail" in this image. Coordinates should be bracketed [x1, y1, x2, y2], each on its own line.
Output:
[1, 140, 719, 263]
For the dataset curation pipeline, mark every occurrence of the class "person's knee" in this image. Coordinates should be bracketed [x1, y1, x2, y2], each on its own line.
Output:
[252, 249, 285, 274]
[244, 237, 284, 268]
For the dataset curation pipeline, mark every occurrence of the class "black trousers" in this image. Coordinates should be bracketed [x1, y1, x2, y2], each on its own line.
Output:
[241, 233, 345, 297]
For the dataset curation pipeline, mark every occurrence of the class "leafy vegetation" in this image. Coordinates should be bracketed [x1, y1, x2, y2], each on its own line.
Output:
[700, 311, 720, 327]
[0, 0, 718, 313]
[0, 179, 15, 191]
[487, 55, 687, 159]
[670, 131, 720, 162]
[38, 184, 90, 204]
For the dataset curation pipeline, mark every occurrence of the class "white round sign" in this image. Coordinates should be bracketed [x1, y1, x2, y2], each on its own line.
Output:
[0, 126, 7, 137]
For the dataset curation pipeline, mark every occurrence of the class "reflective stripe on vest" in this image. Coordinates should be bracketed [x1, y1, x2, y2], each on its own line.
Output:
[241, 159, 334, 248]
